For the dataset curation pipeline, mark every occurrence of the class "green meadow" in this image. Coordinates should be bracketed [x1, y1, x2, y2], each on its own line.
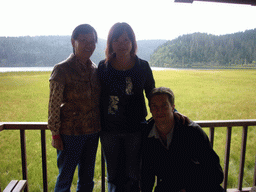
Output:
[0, 70, 255, 191]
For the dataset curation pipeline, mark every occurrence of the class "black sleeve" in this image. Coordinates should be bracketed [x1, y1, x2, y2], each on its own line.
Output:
[97, 60, 105, 86]
[143, 60, 155, 99]
[188, 123, 224, 190]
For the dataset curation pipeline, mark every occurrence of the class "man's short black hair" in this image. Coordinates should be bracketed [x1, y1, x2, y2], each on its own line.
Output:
[149, 87, 175, 106]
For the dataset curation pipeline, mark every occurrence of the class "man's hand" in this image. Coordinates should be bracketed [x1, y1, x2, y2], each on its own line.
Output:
[174, 112, 190, 125]
[52, 138, 64, 150]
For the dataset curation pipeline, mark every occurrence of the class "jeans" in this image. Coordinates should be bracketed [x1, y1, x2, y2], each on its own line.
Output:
[54, 133, 99, 192]
[100, 131, 141, 192]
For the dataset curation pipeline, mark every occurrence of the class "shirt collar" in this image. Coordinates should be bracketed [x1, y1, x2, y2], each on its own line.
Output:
[148, 123, 174, 149]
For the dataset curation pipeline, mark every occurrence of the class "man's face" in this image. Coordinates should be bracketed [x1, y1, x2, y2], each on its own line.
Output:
[150, 94, 175, 124]
[72, 33, 96, 61]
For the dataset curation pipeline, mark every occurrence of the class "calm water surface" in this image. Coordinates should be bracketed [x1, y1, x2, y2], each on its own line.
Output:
[0, 67, 175, 73]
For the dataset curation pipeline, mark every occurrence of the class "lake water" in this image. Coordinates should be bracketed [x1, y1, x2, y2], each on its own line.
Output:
[0, 66, 175, 73]
[0, 67, 54, 73]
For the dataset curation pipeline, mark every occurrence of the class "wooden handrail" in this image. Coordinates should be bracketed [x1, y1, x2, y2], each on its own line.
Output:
[1, 119, 256, 192]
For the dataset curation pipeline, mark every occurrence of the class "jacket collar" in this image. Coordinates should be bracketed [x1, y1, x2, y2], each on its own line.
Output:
[67, 53, 94, 76]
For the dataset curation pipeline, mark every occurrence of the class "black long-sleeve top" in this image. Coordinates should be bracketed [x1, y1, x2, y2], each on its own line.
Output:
[98, 56, 155, 133]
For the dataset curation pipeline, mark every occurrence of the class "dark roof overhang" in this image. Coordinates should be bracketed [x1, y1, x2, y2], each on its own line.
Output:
[174, 0, 256, 6]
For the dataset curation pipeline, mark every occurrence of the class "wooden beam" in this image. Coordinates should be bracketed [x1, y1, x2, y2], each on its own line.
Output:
[174, 0, 256, 5]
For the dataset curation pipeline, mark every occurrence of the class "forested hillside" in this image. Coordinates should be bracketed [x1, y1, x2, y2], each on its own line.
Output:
[0, 36, 166, 67]
[0, 36, 105, 67]
[137, 40, 167, 61]
[150, 29, 256, 68]
[2, 29, 256, 69]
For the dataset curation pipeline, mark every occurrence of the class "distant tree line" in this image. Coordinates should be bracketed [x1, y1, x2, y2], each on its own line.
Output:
[0, 36, 106, 67]
[0, 35, 166, 67]
[150, 29, 256, 68]
[2, 29, 255, 68]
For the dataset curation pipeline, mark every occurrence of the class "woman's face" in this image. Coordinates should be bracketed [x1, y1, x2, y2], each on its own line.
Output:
[72, 33, 96, 61]
[111, 31, 132, 57]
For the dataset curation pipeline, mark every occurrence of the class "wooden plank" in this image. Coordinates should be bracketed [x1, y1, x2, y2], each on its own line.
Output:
[250, 186, 256, 192]
[227, 187, 252, 192]
[0, 123, 4, 131]
[1, 122, 48, 131]
[12, 180, 27, 192]
[196, 119, 256, 128]
[3, 180, 18, 192]
[1, 119, 256, 130]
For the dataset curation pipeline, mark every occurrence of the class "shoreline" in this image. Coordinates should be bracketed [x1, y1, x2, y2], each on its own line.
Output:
[0, 66, 255, 73]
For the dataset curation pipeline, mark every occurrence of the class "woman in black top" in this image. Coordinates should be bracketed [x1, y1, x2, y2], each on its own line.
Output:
[98, 22, 155, 191]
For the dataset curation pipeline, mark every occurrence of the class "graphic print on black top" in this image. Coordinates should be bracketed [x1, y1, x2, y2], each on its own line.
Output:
[125, 77, 133, 95]
[108, 76, 134, 115]
[108, 96, 119, 115]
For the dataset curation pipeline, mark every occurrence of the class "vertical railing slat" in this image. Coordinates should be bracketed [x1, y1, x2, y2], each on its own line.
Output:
[1, 120, 256, 192]
[41, 130, 48, 192]
[253, 155, 256, 186]
[20, 129, 28, 192]
[223, 126, 232, 191]
[238, 126, 248, 190]
[209, 127, 215, 147]
[101, 146, 105, 192]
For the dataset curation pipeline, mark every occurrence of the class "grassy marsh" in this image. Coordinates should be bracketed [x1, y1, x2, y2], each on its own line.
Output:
[0, 70, 255, 191]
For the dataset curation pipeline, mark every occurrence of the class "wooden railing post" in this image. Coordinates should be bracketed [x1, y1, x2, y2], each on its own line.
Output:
[238, 126, 248, 190]
[254, 155, 256, 186]
[101, 146, 105, 192]
[20, 129, 28, 192]
[1, 120, 256, 192]
[223, 126, 232, 191]
[41, 130, 48, 192]
[209, 127, 215, 147]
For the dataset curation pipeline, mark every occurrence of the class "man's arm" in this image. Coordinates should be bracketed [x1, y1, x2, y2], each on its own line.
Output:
[191, 124, 224, 188]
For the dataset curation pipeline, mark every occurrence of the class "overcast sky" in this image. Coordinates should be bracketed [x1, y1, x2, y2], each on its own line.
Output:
[1, 0, 256, 40]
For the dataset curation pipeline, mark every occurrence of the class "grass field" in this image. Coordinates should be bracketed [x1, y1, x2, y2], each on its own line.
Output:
[0, 69, 255, 191]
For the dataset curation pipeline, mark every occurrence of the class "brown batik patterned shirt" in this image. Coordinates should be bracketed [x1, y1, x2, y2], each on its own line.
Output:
[48, 54, 101, 136]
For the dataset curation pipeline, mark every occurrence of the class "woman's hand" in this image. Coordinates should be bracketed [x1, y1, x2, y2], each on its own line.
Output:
[52, 138, 64, 150]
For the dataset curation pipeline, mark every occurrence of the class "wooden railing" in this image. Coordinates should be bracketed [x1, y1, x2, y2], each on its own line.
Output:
[1, 120, 256, 192]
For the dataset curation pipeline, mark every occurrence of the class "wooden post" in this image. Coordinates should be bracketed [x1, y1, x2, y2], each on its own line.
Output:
[20, 130, 28, 192]
[238, 126, 248, 190]
[41, 130, 48, 192]
[223, 126, 232, 191]
[101, 146, 105, 192]
[209, 127, 215, 147]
